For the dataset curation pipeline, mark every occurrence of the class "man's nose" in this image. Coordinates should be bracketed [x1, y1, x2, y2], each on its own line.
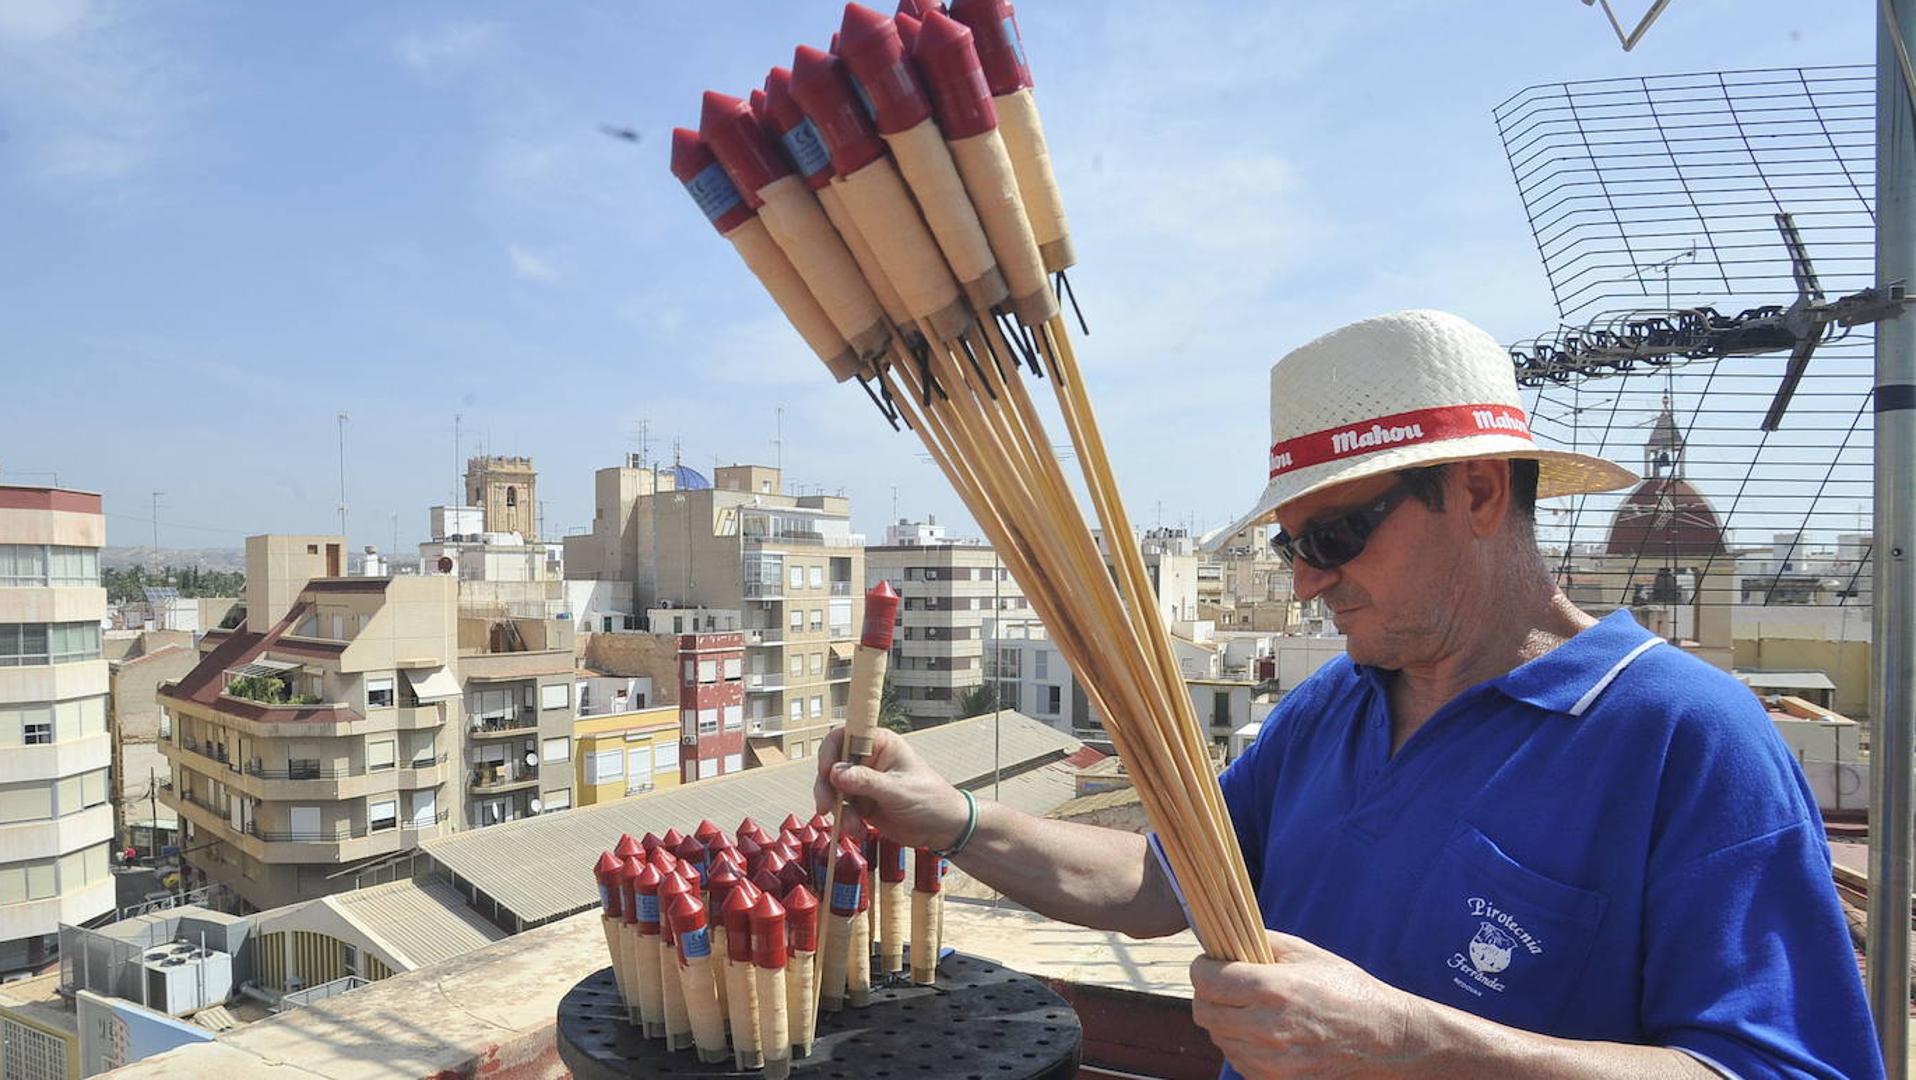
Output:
[1290, 559, 1338, 602]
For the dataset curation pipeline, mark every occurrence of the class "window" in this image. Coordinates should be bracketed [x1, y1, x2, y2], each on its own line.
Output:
[0, 545, 98, 587]
[810, 695, 823, 719]
[828, 600, 852, 637]
[723, 704, 743, 731]
[1044, 686, 1062, 714]
[543, 789, 571, 812]
[789, 699, 804, 722]
[789, 608, 803, 631]
[698, 708, 719, 736]
[808, 652, 822, 675]
[411, 790, 438, 829]
[808, 566, 823, 589]
[723, 752, 742, 773]
[698, 757, 719, 779]
[789, 654, 803, 677]
[24, 720, 51, 745]
[588, 748, 624, 783]
[681, 709, 697, 739]
[1034, 651, 1049, 679]
[366, 678, 395, 709]
[655, 743, 679, 772]
[367, 740, 396, 772]
[412, 735, 439, 767]
[0, 859, 59, 902]
[626, 746, 653, 793]
[791, 742, 807, 760]
[82, 769, 106, 808]
[542, 736, 569, 763]
[0, 622, 103, 666]
[368, 799, 398, 832]
[506, 486, 518, 507]
[723, 657, 742, 680]
[540, 683, 570, 711]
[789, 565, 805, 590]
[0, 782, 53, 823]
[809, 608, 823, 632]
[290, 805, 321, 838]
[287, 758, 320, 780]
[683, 659, 696, 681]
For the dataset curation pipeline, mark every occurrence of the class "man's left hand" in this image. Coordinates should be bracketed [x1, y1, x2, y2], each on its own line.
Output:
[1190, 930, 1420, 1079]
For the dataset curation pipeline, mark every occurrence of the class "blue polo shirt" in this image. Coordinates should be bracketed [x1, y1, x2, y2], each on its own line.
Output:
[1217, 611, 1882, 1079]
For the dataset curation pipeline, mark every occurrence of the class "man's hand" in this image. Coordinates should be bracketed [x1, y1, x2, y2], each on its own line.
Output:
[813, 726, 970, 851]
[1190, 930, 1419, 1079]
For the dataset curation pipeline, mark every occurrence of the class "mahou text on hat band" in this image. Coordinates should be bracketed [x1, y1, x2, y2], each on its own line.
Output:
[1268, 403, 1531, 478]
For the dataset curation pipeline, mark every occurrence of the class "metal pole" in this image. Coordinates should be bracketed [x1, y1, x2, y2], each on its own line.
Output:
[336, 412, 350, 543]
[1868, 0, 1916, 1071]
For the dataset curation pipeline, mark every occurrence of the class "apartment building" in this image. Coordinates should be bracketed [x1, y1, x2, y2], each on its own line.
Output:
[0, 485, 115, 974]
[158, 535, 578, 912]
[866, 521, 1030, 726]
[573, 703, 681, 806]
[566, 462, 863, 759]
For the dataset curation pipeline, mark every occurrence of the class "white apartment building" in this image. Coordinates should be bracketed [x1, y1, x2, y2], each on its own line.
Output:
[866, 521, 1031, 726]
[0, 485, 115, 974]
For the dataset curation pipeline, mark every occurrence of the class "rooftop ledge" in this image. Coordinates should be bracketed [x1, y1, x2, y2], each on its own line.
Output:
[96, 899, 1222, 1080]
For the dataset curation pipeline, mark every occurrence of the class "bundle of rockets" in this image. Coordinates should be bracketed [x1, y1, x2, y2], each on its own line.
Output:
[592, 815, 948, 1076]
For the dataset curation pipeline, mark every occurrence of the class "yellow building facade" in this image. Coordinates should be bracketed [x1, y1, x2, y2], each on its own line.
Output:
[573, 705, 681, 805]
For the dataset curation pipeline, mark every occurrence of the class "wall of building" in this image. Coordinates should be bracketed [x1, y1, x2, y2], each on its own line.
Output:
[245, 535, 341, 629]
[572, 705, 680, 805]
[579, 633, 681, 706]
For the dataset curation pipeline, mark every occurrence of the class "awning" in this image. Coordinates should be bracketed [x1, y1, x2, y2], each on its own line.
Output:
[1738, 671, 1837, 692]
[829, 642, 857, 662]
[403, 666, 462, 702]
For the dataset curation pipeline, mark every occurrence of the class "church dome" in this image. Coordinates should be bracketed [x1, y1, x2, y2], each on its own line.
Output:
[1603, 477, 1727, 559]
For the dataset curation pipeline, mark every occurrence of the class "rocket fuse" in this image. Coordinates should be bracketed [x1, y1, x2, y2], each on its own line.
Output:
[949, 0, 1075, 273]
[837, 4, 1009, 316]
[752, 892, 794, 1080]
[915, 10, 1058, 328]
[911, 847, 945, 985]
[701, 90, 891, 368]
[669, 129, 862, 384]
[669, 891, 730, 1064]
[784, 884, 820, 1059]
[723, 883, 765, 1070]
[789, 44, 972, 343]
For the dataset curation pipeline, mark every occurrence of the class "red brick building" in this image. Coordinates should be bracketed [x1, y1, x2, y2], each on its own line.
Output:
[677, 631, 745, 782]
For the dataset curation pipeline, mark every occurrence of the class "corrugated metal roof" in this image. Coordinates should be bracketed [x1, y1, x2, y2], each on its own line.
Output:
[421, 712, 1080, 925]
[323, 879, 506, 970]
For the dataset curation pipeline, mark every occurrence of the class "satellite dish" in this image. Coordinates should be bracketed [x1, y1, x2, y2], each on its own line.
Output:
[524, 751, 538, 768]
[437, 556, 455, 573]
[529, 798, 543, 814]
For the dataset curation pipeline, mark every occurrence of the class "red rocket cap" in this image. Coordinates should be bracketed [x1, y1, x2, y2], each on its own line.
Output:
[751, 892, 788, 969]
[745, 821, 776, 848]
[661, 827, 686, 850]
[707, 861, 742, 914]
[635, 863, 664, 933]
[861, 580, 900, 650]
[784, 884, 820, 951]
[794, 823, 818, 848]
[614, 834, 644, 860]
[790, 45, 887, 175]
[669, 128, 754, 234]
[675, 833, 707, 869]
[649, 846, 679, 874]
[895, 11, 922, 53]
[810, 811, 832, 831]
[618, 857, 644, 925]
[897, 0, 945, 18]
[913, 848, 944, 893]
[752, 865, 784, 898]
[594, 852, 624, 916]
[641, 832, 662, 855]
[948, 0, 1031, 95]
[695, 819, 726, 846]
[879, 836, 908, 882]
[914, 10, 997, 139]
[837, 4, 931, 135]
[777, 849, 810, 895]
[736, 817, 763, 843]
[657, 871, 691, 943]
[829, 846, 869, 917]
[736, 832, 764, 867]
[763, 67, 837, 192]
[700, 91, 792, 208]
[723, 884, 758, 961]
[781, 813, 805, 834]
[749, 88, 768, 122]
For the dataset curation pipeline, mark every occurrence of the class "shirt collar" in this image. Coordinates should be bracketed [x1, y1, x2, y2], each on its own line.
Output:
[1491, 610, 1658, 715]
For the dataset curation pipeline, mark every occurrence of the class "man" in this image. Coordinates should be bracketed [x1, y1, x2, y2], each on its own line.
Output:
[818, 310, 1883, 1078]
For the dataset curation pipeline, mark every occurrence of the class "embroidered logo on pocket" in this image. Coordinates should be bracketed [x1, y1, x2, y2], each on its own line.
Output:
[1468, 922, 1514, 974]
[1446, 897, 1546, 996]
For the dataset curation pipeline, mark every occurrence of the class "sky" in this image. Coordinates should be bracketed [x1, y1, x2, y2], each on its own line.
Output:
[0, 0, 1879, 557]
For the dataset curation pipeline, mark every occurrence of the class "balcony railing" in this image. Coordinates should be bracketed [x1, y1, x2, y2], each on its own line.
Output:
[829, 581, 852, 595]
[744, 628, 783, 645]
[246, 753, 448, 781]
[742, 582, 783, 599]
[248, 811, 448, 844]
[469, 763, 540, 792]
[744, 673, 785, 692]
[469, 707, 538, 736]
[830, 705, 848, 720]
[827, 661, 853, 681]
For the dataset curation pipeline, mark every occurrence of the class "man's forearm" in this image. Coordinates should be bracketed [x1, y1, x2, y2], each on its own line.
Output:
[948, 800, 1187, 939]
[1406, 996, 1716, 1080]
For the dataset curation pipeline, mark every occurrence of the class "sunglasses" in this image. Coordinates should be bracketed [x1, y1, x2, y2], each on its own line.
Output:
[1272, 479, 1418, 571]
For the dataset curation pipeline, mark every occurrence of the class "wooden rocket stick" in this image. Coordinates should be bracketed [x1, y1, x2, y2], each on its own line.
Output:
[878, 836, 909, 974]
[784, 884, 819, 1059]
[809, 582, 897, 1028]
[753, 891, 792, 1080]
[722, 885, 764, 1070]
[669, 891, 730, 1064]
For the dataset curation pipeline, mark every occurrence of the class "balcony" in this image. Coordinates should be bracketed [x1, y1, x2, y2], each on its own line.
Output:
[743, 672, 785, 692]
[469, 707, 538, 738]
[469, 762, 540, 794]
[829, 581, 852, 596]
[744, 627, 784, 646]
[742, 581, 783, 600]
[827, 661, 853, 681]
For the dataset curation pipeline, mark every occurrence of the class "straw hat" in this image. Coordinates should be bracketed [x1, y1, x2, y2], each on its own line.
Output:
[1205, 309, 1637, 550]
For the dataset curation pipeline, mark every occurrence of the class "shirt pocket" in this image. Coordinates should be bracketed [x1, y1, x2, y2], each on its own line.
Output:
[1391, 824, 1608, 1033]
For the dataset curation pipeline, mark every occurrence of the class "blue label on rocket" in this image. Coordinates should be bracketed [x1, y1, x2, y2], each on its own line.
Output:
[832, 881, 863, 912]
[684, 161, 744, 224]
[638, 895, 660, 924]
[1003, 17, 1027, 71]
[780, 119, 832, 180]
[681, 927, 712, 959]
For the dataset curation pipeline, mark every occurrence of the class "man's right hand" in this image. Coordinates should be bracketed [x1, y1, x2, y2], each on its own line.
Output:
[813, 726, 971, 851]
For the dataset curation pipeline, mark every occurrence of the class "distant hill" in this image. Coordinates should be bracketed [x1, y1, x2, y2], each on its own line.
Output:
[101, 547, 247, 572]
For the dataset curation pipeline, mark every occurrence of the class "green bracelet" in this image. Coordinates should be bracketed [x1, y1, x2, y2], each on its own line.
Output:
[934, 789, 978, 858]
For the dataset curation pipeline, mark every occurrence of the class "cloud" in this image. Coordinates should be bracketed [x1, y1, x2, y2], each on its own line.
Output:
[0, 0, 198, 191]
[393, 20, 502, 80]
[506, 243, 558, 281]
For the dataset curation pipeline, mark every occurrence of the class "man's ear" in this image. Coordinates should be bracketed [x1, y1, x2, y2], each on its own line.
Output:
[1456, 459, 1511, 540]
